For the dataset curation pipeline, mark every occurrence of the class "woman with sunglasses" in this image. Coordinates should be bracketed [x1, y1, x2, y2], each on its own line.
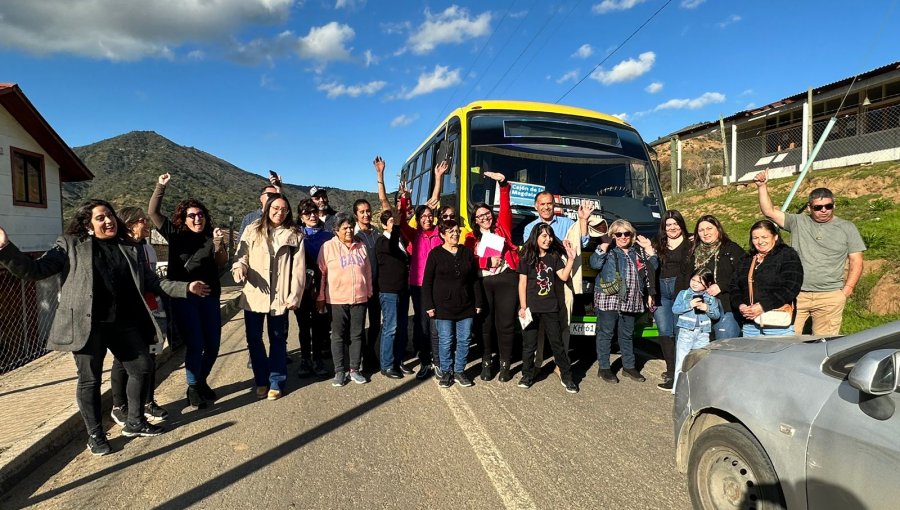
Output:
[464, 171, 520, 382]
[109, 207, 169, 426]
[423, 219, 482, 388]
[650, 210, 693, 391]
[233, 194, 306, 399]
[294, 199, 334, 378]
[590, 219, 658, 384]
[691, 215, 745, 341]
[149, 173, 228, 408]
[730, 220, 803, 337]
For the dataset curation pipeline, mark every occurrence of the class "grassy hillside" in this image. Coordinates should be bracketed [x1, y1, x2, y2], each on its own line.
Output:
[667, 161, 900, 334]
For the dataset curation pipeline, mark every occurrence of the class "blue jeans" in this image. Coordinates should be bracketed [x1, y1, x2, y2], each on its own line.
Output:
[171, 294, 221, 385]
[595, 310, 638, 370]
[653, 276, 677, 337]
[434, 318, 473, 374]
[244, 310, 289, 391]
[713, 311, 741, 340]
[673, 328, 710, 393]
[742, 323, 795, 337]
[379, 291, 409, 371]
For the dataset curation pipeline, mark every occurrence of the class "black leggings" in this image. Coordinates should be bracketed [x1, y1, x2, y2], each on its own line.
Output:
[74, 324, 152, 434]
[478, 270, 518, 362]
[522, 310, 572, 381]
[111, 354, 156, 408]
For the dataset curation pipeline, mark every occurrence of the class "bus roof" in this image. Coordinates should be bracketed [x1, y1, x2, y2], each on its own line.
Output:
[406, 100, 633, 163]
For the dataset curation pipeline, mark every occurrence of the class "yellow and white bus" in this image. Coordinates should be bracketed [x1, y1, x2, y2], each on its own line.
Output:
[400, 100, 666, 336]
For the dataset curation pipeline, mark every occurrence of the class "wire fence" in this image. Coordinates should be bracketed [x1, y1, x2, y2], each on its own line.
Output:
[654, 129, 728, 194]
[0, 268, 57, 374]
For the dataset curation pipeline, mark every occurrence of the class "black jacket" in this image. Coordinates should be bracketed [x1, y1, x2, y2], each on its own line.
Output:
[694, 239, 745, 313]
[730, 243, 803, 315]
[376, 226, 409, 293]
[422, 244, 483, 320]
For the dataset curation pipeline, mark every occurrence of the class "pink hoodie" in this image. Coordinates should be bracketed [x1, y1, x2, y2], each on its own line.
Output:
[317, 236, 373, 305]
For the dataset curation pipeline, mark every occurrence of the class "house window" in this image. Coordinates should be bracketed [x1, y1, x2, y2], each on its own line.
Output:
[11, 147, 47, 208]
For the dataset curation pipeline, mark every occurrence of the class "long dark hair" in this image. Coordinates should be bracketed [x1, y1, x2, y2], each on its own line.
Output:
[692, 214, 731, 249]
[172, 198, 213, 236]
[255, 193, 295, 237]
[521, 223, 564, 266]
[65, 199, 125, 241]
[653, 209, 689, 266]
[747, 219, 784, 256]
[469, 202, 494, 241]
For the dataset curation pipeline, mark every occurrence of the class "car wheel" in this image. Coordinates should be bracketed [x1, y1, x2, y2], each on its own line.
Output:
[688, 423, 786, 510]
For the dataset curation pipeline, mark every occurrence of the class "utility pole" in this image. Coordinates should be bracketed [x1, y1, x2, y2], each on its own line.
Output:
[670, 136, 678, 195]
[719, 116, 730, 185]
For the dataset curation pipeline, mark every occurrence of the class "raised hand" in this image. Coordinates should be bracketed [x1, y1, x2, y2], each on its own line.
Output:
[188, 280, 211, 297]
[0, 224, 8, 249]
[213, 228, 225, 241]
[158, 173, 171, 186]
[398, 179, 409, 198]
[563, 239, 576, 259]
[483, 171, 505, 182]
[754, 169, 768, 185]
[434, 159, 449, 177]
[577, 200, 595, 220]
[374, 155, 385, 174]
[635, 235, 652, 250]
[268, 172, 282, 188]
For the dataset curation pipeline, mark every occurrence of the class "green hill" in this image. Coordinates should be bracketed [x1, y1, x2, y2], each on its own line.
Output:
[667, 161, 900, 334]
[65, 131, 379, 227]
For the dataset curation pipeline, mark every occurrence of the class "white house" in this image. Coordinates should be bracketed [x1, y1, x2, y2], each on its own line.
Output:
[0, 83, 92, 372]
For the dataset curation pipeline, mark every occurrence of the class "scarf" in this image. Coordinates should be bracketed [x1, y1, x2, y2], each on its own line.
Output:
[694, 240, 721, 274]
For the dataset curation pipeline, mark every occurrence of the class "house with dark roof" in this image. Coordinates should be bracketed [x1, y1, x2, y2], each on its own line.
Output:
[650, 61, 900, 184]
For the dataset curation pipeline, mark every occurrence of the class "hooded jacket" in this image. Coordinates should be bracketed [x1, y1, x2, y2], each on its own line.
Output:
[232, 221, 306, 315]
[317, 236, 373, 305]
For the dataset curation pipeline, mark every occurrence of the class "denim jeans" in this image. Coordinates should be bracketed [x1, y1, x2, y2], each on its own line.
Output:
[171, 294, 222, 385]
[244, 310, 289, 391]
[434, 317, 473, 374]
[712, 311, 741, 341]
[595, 310, 638, 370]
[379, 291, 409, 371]
[409, 285, 436, 366]
[363, 293, 382, 370]
[653, 276, 677, 337]
[742, 323, 795, 337]
[672, 328, 710, 393]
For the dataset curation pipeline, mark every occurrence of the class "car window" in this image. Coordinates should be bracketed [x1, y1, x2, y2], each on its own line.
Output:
[823, 332, 900, 378]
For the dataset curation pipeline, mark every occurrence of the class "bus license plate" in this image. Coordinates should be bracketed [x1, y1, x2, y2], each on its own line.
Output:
[570, 323, 595, 336]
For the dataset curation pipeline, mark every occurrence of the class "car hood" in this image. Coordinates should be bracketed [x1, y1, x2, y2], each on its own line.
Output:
[707, 335, 825, 354]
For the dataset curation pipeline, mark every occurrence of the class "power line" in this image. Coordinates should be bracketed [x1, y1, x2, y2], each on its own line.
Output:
[556, 0, 674, 104]
[484, 4, 560, 99]
[431, 0, 519, 126]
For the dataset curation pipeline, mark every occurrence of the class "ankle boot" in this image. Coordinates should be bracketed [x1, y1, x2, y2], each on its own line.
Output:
[186, 385, 208, 409]
[658, 335, 675, 379]
[480, 359, 493, 381]
[497, 360, 512, 382]
[197, 380, 217, 402]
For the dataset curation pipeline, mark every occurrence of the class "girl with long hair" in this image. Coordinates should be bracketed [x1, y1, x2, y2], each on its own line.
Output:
[692, 214, 745, 341]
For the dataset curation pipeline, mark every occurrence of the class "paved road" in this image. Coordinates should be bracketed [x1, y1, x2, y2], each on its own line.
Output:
[2, 312, 690, 509]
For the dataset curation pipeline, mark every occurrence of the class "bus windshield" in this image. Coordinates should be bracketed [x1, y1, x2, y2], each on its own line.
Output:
[467, 112, 663, 243]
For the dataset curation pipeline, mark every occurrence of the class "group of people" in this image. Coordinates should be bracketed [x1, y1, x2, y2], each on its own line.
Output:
[0, 158, 865, 457]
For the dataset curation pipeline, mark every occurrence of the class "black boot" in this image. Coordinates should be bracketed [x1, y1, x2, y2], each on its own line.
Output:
[480, 358, 494, 381]
[497, 360, 512, 382]
[186, 385, 208, 409]
[658, 335, 675, 381]
[197, 380, 217, 402]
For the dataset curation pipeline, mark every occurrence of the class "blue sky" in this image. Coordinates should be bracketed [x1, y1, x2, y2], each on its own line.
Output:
[2, 0, 898, 192]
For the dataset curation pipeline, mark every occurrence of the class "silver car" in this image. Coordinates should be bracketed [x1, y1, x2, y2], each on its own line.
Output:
[674, 320, 900, 509]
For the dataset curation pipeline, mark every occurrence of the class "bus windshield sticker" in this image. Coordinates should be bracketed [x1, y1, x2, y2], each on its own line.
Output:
[504, 181, 545, 206]
[554, 195, 601, 215]
[471, 166, 481, 174]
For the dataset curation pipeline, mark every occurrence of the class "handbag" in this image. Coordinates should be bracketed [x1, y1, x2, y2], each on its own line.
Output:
[748, 256, 794, 327]
[597, 249, 621, 295]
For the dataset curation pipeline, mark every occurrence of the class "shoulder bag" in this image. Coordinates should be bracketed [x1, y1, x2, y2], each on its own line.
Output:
[748, 256, 793, 327]
[597, 249, 622, 295]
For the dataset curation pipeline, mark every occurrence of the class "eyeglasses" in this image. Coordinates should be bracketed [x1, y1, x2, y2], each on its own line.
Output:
[131, 218, 148, 225]
[810, 203, 834, 211]
[475, 212, 492, 221]
[613, 231, 632, 238]
[441, 214, 455, 220]
[186, 212, 205, 220]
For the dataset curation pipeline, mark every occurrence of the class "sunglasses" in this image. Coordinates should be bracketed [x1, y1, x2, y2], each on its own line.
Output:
[441, 214, 455, 220]
[810, 203, 834, 211]
[301, 210, 317, 216]
[186, 212, 205, 220]
[613, 231, 633, 238]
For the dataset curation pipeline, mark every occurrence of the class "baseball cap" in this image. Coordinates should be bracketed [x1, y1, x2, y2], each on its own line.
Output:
[309, 186, 327, 197]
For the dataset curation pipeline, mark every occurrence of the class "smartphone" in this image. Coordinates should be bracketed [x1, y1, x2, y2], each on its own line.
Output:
[269, 170, 278, 178]
[693, 295, 704, 301]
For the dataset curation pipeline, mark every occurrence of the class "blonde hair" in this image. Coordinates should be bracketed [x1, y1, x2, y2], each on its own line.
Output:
[608, 219, 636, 246]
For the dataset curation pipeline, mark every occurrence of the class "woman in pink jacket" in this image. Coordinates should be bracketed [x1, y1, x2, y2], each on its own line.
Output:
[317, 213, 373, 387]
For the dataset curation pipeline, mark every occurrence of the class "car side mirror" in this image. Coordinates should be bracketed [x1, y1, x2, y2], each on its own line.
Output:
[849, 349, 900, 396]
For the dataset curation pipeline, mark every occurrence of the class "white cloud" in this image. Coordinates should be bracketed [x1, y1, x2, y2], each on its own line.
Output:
[556, 70, 580, 84]
[590, 51, 655, 85]
[186, 49, 205, 61]
[509, 10, 529, 18]
[403, 65, 462, 99]
[611, 112, 629, 121]
[745, 102, 757, 110]
[363, 49, 377, 67]
[318, 80, 386, 98]
[296, 22, 354, 62]
[645, 81, 663, 93]
[654, 92, 726, 111]
[592, 0, 646, 14]
[680, 0, 706, 8]
[335, 0, 366, 9]
[390, 114, 420, 128]
[572, 44, 594, 59]
[381, 21, 411, 35]
[717, 14, 742, 28]
[406, 6, 491, 55]
[739, 88, 754, 97]
[0, 0, 294, 61]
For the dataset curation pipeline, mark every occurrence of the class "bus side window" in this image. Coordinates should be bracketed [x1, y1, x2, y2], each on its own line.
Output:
[421, 146, 434, 203]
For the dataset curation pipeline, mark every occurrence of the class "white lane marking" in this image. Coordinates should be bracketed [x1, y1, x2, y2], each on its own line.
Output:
[439, 387, 538, 510]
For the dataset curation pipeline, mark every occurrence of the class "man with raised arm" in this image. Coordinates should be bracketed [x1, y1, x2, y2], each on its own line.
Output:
[754, 170, 865, 335]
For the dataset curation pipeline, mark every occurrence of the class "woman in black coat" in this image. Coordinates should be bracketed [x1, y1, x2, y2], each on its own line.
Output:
[0, 200, 200, 456]
[692, 215, 746, 340]
[731, 220, 803, 336]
